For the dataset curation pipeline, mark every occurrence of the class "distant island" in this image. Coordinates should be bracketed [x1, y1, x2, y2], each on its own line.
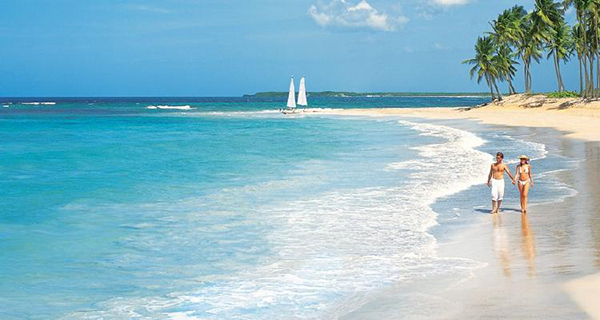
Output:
[244, 92, 492, 98]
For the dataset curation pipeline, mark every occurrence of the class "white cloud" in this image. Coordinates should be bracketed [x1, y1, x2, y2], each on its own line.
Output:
[416, 0, 470, 20]
[430, 0, 470, 6]
[123, 4, 173, 14]
[433, 42, 449, 50]
[309, 0, 409, 32]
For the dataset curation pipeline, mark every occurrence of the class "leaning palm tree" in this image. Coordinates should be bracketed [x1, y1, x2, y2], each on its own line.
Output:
[463, 37, 502, 101]
[547, 20, 574, 91]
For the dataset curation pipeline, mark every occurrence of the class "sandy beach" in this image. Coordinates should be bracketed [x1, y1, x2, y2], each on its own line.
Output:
[307, 94, 600, 142]
[306, 98, 600, 319]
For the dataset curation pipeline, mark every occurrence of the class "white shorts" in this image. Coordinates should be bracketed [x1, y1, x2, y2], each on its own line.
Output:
[491, 178, 505, 201]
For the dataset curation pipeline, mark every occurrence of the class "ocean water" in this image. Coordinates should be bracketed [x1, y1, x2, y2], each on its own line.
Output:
[0, 96, 576, 319]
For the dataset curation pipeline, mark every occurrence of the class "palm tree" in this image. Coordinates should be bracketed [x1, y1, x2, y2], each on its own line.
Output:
[589, 0, 600, 95]
[495, 45, 519, 94]
[531, 0, 564, 91]
[533, 0, 563, 29]
[489, 6, 527, 94]
[564, 0, 593, 97]
[547, 21, 574, 91]
[573, 24, 586, 94]
[516, 15, 543, 94]
[463, 37, 502, 101]
[490, 6, 527, 45]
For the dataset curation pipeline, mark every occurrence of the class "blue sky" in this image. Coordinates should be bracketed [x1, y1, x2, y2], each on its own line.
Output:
[0, 0, 579, 96]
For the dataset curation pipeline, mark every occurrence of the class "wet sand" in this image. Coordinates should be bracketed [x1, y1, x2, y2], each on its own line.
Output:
[336, 119, 600, 319]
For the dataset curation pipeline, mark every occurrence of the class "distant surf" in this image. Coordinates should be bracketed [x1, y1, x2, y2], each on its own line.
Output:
[147, 105, 195, 110]
[20, 102, 56, 105]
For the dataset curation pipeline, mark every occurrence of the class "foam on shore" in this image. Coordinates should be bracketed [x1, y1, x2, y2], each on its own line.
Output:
[66, 120, 494, 319]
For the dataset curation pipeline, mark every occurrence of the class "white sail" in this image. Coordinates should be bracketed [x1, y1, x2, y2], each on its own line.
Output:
[297, 76, 307, 106]
[286, 77, 296, 108]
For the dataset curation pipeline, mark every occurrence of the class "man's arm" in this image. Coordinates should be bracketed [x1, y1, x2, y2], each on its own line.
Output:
[487, 165, 493, 187]
[504, 165, 516, 184]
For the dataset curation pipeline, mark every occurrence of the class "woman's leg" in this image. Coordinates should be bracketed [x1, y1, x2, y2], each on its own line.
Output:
[518, 182, 525, 213]
[522, 182, 531, 214]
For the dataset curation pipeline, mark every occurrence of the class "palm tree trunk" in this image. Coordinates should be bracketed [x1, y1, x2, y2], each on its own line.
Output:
[553, 51, 564, 92]
[590, 15, 600, 97]
[485, 75, 495, 102]
[524, 60, 531, 94]
[579, 55, 584, 95]
[507, 79, 516, 95]
[596, 52, 600, 96]
[493, 79, 503, 101]
[583, 53, 590, 98]
[589, 54, 595, 98]
[581, 11, 591, 98]
[526, 62, 533, 94]
[521, 54, 528, 94]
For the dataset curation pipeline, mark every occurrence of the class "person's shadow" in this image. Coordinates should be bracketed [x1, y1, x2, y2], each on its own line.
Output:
[475, 207, 522, 214]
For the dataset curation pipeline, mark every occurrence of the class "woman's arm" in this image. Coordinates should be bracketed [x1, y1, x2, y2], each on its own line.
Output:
[515, 165, 521, 181]
[529, 165, 534, 187]
[505, 165, 516, 184]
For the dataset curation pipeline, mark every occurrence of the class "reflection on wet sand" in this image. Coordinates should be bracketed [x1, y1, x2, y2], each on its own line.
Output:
[520, 214, 537, 277]
[492, 214, 511, 277]
[492, 213, 538, 278]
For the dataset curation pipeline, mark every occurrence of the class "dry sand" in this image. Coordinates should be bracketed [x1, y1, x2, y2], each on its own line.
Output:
[306, 94, 600, 142]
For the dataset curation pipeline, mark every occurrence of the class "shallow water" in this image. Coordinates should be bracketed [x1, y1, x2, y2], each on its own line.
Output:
[0, 96, 575, 319]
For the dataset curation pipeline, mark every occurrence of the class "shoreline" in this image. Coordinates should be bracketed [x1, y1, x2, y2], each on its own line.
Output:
[319, 114, 600, 319]
[305, 93, 600, 142]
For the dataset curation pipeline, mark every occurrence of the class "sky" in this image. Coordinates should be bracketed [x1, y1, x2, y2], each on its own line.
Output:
[0, 0, 580, 96]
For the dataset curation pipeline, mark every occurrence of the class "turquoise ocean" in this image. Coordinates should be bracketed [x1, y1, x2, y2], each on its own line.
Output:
[0, 96, 577, 319]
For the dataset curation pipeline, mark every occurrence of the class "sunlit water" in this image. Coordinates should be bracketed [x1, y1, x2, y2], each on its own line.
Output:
[0, 96, 576, 319]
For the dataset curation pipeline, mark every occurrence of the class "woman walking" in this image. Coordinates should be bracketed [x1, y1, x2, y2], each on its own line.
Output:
[515, 155, 534, 214]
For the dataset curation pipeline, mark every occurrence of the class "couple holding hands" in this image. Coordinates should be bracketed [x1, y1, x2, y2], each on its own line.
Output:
[487, 152, 534, 214]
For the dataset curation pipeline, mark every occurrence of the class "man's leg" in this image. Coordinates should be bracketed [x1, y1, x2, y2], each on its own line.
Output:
[491, 180, 498, 213]
[497, 180, 505, 212]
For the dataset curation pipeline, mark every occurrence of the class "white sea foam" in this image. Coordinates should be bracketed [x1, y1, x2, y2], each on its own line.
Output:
[147, 105, 195, 110]
[304, 108, 343, 112]
[21, 102, 56, 105]
[67, 120, 492, 319]
[189, 110, 282, 117]
[2, 105, 9, 108]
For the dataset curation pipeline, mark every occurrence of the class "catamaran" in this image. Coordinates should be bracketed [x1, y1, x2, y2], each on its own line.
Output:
[281, 76, 307, 114]
[297, 76, 307, 108]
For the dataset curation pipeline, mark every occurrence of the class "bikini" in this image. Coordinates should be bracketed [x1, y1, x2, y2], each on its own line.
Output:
[518, 165, 531, 186]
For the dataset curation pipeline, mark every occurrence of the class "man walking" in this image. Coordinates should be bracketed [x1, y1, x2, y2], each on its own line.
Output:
[487, 152, 516, 214]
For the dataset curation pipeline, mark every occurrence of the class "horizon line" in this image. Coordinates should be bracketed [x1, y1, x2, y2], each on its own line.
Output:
[0, 92, 494, 99]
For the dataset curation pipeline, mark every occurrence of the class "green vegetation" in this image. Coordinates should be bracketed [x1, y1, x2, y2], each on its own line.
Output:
[546, 90, 580, 98]
[244, 92, 492, 98]
[464, 0, 600, 101]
